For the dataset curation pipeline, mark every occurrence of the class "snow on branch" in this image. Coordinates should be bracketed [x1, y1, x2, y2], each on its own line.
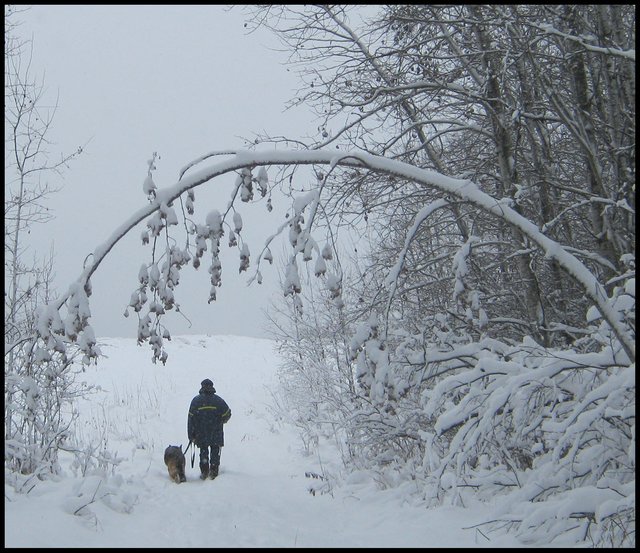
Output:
[24, 148, 635, 364]
[534, 22, 635, 61]
[383, 197, 450, 332]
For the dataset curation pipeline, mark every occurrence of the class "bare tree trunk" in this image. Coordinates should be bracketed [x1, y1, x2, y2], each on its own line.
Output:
[469, 5, 548, 345]
[561, 6, 620, 271]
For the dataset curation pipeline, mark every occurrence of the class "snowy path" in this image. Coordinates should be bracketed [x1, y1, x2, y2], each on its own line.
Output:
[5, 335, 520, 548]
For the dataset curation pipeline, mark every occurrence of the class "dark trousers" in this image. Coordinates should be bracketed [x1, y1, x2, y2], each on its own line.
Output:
[199, 445, 221, 468]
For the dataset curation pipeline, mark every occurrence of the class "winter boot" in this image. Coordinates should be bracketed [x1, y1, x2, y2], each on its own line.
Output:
[209, 464, 219, 480]
[199, 463, 209, 480]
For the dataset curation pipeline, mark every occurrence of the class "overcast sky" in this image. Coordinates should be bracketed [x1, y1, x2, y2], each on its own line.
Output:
[12, 5, 317, 340]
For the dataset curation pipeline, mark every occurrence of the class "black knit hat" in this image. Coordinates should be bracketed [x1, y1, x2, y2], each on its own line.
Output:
[200, 379, 215, 393]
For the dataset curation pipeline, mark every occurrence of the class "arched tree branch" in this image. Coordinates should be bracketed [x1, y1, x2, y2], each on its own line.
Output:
[21, 149, 635, 363]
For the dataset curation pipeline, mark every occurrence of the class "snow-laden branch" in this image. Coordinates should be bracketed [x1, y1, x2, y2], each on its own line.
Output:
[533, 22, 635, 61]
[383, 197, 450, 334]
[32, 148, 635, 362]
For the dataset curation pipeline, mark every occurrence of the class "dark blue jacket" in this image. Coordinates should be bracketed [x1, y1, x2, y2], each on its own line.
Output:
[188, 390, 231, 447]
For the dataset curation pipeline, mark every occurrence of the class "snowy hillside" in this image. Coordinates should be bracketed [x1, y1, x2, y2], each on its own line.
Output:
[5, 335, 526, 548]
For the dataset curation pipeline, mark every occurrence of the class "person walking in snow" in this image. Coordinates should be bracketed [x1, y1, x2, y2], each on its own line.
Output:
[188, 379, 231, 480]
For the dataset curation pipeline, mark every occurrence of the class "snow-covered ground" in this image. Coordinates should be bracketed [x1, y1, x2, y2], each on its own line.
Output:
[5, 334, 524, 548]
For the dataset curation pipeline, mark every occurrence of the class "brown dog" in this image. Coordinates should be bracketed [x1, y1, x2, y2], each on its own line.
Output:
[164, 445, 186, 483]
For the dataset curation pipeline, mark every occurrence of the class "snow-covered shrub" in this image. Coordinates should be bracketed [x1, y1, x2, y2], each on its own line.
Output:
[349, 289, 634, 546]
[4, 343, 94, 488]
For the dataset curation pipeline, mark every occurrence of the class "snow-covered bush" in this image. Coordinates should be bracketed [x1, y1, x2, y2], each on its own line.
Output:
[5, 6, 88, 486]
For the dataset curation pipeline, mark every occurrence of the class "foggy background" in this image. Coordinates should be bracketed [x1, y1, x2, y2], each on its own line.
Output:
[14, 5, 316, 339]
